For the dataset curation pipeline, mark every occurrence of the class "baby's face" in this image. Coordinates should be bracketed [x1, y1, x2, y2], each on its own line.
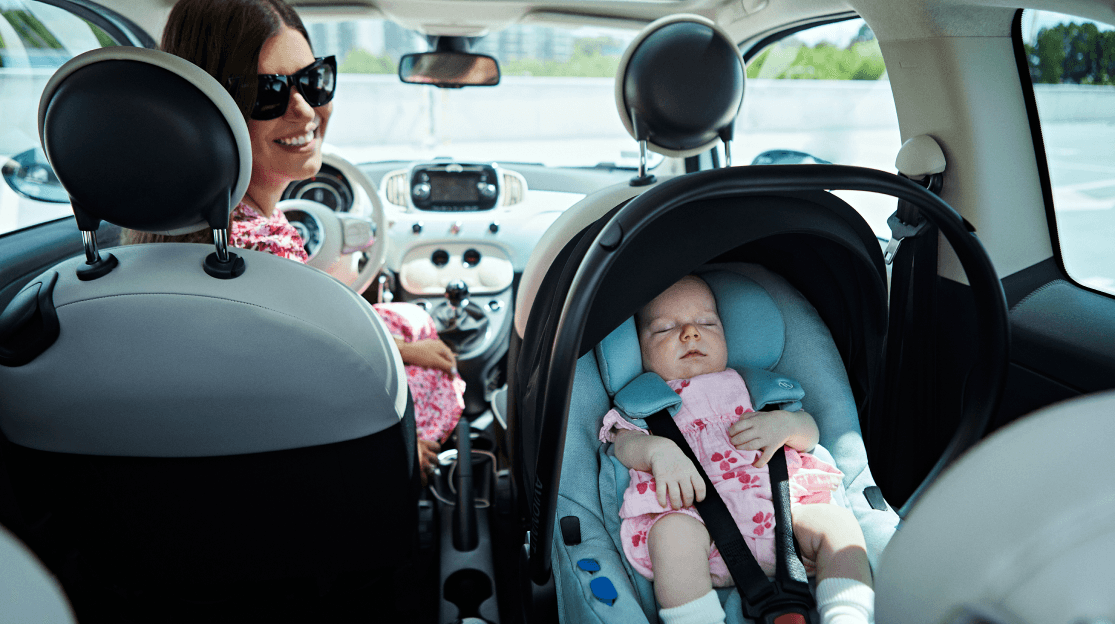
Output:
[638, 276, 728, 381]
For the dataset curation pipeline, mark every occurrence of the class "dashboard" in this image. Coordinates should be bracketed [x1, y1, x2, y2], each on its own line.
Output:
[281, 152, 637, 302]
[375, 161, 586, 299]
[281, 153, 637, 413]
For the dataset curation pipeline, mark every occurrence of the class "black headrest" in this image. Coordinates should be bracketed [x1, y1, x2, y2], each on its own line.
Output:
[38, 47, 251, 234]
[615, 15, 744, 157]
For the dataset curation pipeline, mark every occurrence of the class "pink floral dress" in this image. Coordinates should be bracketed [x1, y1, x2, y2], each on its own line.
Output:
[229, 202, 464, 442]
[599, 369, 844, 584]
[371, 302, 466, 444]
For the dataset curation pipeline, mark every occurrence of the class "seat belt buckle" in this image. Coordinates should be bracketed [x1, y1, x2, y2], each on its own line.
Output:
[884, 210, 929, 265]
[743, 581, 816, 624]
[756, 604, 814, 624]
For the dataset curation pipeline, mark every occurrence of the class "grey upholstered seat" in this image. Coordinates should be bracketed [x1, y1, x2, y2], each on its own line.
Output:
[0, 47, 418, 620]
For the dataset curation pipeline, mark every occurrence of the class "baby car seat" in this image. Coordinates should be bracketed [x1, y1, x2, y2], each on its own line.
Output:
[509, 14, 1009, 624]
[534, 257, 900, 623]
[0, 48, 418, 621]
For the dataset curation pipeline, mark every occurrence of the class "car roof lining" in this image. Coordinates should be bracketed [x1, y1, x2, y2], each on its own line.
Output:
[97, 0, 1114, 49]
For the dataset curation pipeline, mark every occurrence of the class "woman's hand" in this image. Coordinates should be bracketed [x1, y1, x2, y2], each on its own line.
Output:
[418, 438, 440, 486]
[728, 409, 820, 468]
[396, 338, 456, 373]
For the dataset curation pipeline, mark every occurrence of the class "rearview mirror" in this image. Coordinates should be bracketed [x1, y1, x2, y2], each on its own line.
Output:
[398, 52, 500, 88]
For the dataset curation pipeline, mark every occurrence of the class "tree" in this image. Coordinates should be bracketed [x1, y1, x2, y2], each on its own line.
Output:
[1027, 21, 1115, 86]
[338, 49, 396, 74]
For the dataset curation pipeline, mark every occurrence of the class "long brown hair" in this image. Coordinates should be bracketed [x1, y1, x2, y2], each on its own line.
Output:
[122, 0, 311, 246]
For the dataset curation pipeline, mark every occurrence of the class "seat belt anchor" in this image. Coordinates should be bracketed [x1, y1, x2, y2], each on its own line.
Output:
[883, 211, 928, 265]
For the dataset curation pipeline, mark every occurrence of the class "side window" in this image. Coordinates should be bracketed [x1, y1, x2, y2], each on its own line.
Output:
[0, 1, 120, 236]
[739, 18, 900, 238]
[1021, 11, 1115, 296]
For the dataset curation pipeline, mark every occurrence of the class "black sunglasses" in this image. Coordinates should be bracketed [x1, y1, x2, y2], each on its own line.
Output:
[230, 56, 337, 121]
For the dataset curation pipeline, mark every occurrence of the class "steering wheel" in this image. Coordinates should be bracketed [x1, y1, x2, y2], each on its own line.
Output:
[278, 149, 387, 294]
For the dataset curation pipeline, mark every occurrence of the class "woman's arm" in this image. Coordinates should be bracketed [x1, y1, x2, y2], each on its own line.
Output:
[613, 429, 707, 509]
[394, 337, 456, 373]
[727, 409, 820, 468]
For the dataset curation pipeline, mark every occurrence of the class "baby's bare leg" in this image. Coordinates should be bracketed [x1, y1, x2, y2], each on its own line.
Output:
[791, 504, 872, 586]
[648, 513, 714, 608]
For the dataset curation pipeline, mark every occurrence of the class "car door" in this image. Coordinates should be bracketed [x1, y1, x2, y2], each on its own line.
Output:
[995, 10, 1115, 426]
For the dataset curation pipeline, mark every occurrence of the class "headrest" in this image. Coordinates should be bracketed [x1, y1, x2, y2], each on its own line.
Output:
[594, 269, 785, 396]
[38, 47, 251, 235]
[614, 14, 744, 158]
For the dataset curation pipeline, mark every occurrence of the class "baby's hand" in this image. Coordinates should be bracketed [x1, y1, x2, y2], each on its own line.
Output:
[728, 410, 814, 468]
[647, 440, 707, 509]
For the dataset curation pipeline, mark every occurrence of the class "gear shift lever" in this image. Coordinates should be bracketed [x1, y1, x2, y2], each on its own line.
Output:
[445, 280, 470, 322]
[437, 279, 489, 353]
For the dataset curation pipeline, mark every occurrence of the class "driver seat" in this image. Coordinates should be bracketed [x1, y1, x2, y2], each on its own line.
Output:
[0, 47, 419, 621]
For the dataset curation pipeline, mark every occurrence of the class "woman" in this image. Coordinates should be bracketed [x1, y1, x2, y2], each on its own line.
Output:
[124, 0, 463, 477]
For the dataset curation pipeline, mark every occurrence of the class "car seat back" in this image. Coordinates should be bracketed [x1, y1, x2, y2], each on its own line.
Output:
[0, 48, 418, 618]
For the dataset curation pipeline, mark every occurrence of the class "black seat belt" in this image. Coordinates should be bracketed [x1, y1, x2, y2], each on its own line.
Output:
[880, 173, 941, 505]
[645, 409, 815, 624]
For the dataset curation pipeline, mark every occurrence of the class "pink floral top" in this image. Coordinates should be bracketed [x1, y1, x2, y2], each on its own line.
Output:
[230, 202, 309, 263]
[227, 201, 464, 443]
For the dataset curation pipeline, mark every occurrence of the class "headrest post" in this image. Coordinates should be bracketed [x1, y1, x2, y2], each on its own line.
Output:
[81, 230, 102, 265]
[213, 229, 231, 263]
[75, 229, 118, 280]
[629, 139, 657, 187]
[719, 125, 735, 168]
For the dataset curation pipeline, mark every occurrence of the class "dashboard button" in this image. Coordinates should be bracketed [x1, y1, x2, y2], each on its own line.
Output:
[412, 222, 423, 234]
[463, 249, 481, 268]
[489, 222, 499, 234]
[450, 222, 462, 235]
[412, 182, 431, 200]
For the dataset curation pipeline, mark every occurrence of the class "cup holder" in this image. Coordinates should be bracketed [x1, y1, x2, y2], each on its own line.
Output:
[443, 568, 492, 621]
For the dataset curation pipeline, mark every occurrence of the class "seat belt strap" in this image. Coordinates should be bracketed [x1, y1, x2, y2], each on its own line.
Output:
[645, 409, 814, 622]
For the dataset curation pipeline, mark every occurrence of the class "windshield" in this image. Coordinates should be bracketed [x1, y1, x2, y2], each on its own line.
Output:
[302, 18, 658, 169]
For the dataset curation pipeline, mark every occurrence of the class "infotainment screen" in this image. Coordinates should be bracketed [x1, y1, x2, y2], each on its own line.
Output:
[429, 172, 479, 203]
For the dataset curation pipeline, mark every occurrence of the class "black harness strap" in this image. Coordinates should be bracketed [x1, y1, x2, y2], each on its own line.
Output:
[645, 409, 815, 623]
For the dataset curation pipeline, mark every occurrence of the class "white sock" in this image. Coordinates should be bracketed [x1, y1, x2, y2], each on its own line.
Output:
[816, 578, 875, 624]
[658, 590, 725, 624]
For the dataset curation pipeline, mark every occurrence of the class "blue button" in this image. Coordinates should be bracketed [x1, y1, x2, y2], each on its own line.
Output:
[589, 577, 618, 606]
[577, 559, 601, 574]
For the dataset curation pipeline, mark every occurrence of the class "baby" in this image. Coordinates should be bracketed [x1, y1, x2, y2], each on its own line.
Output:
[599, 275, 874, 624]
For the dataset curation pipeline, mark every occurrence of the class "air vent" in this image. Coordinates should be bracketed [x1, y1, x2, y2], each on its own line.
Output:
[500, 171, 526, 206]
[382, 171, 409, 207]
